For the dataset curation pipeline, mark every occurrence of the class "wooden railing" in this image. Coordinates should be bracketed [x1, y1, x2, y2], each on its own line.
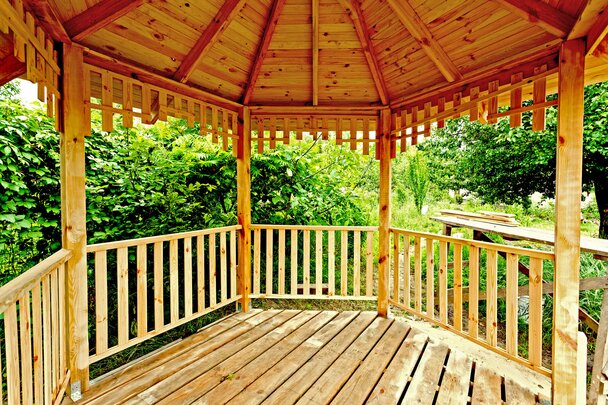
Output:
[389, 228, 555, 376]
[0, 249, 72, 405]
[250, 225, 378, 300]
[86, 225, 241, 363]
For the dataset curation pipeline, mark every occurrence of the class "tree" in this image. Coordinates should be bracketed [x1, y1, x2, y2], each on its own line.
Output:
[420, 82, 608, 238]
[404, 149, 430, 214]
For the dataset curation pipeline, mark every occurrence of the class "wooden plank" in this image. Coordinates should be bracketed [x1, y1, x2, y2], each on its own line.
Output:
[291, 230, 298, 295]
[83, 311, 283, 404]
[278, 229, 286, 295]
[435, 350, 474, 404]
[553, 39, 585, 402]
[137, 244, 148, 336]
[426, 238, 434, 317]
[172, 0, 245, 83]
[312, 0, 319, 105]
[353, 231, 361, 296]
[387, 0, 462, 82]
[439, 240, 448, 323]
[469, 246, 480, 338]
[401, 341, 450, 403]
[61, 44, 90, 390]
[492, 0, 576, 37]
[117, 246, 129, 345]
[471, 365, 503, 404]
[377, 110, 391, 316]
[64, 0, 146, 41]
[316, 230, 323, 296]
[280, 317, 392, 404]
[506, 252, 518, 356]
[154, 241, 164, 330]
[453, 243, 463, 330]
[341, 230, 348, 295]
[331, 321, 410, 404]
[189, 312, 336, 403]
[486, 249, 498, 346]
[227, 311, 362, 404]
[505, 379, 537, 404]
[95, 251, 108, 353]
[329, 230, 336, 295]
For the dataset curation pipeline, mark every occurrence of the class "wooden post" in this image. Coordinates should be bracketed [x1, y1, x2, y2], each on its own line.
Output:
[237, 106, 251, 311]
[60, 43, 90, 396]
[552, 39, 585, 403]
[377, 108, 392, 317]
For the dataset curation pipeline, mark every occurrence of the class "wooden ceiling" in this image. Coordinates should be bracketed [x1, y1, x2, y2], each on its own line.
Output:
[23, 0, 608, 107]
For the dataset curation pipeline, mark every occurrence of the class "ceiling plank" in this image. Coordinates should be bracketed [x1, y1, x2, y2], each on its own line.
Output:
[387, 0, 462, 83]
[492, 0, 576, 38]
[312, 0, 319, 106]
[64, 0, 146, 42]
[337, 0, 389, 105]
[23, 0, 70, 42]
[242, 0, 287, 104]
[173, 0, 246, 83]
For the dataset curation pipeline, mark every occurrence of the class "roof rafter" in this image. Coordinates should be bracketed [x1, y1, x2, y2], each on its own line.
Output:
[387, 0, 463, 83]
[173, 0, 246, 84]
[64, 0, 146, 42]
[312, 0, 319, 106]
[242, 0, 287, 104]
[492, 0, 576, 38]
[337, 0, 389, 105]
[23, 0, 70, 42]
[566, 0, 608, 54]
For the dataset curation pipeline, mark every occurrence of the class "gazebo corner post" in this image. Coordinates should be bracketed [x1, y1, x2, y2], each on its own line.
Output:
[60, 43, 90, 397]
[552, 38, 585, 403]
[377, 108, 392, 317]
[237, 106, 252, 312]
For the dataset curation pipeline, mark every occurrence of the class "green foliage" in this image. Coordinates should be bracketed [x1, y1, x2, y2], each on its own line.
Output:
[0, 81, 20, 101]
[404, 149, 430, 214]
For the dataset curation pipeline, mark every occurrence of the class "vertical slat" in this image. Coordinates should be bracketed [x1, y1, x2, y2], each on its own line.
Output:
[5, 304, 21, 405]
[142, 84, 151, 123]
[414, 237, 422, 311]
[362, 118, 369, 155]
[452, 92, 461, 118]
[197, 235, 206, 312]
[211, 107, 219, 143]
[169, 240, 179, 322]
[506, 253, 519, 356]
[266, 229, 273, 295]
[350, 118, 357, 151]
[42, 277, 51, 405]
[19, 292, 33, 404]
[220, 232, 227, 302]
[200, 105, 208, 136]
[58, 261, 66, 380]
[283, 117, 290, 144]
[257, 118, 265, 154]
[101, 72, 113, 132]
[341, 230, 348, 295]
[184, 237, 193, 316]
[392, 232, 400, 302]
[230, 230, 237, 298]
[366, 231, 373, 296]
[403, 235, 411, 308]
[32, 283, 43, 405]
[469, 86, 479, 122]
[510, 72, 523, 127]
[278, 229, 286, 295]
[315, 230, 323, 296]
[328, 230, 336, 295]
[95, 251, 108, 353]
[468, 246, 480, 339]
[529, 257, 543, 367]
[336, 118, 343, 145]
[123, 80, 133, 127]
[410, 106, 419, 146]
[426, 239, 434, 318]
[486, 249, 498, 346]
[303, 230, 310, 295]
[488, 80, 499, 124]
[222, 110, 229, 151]
[439, 240, 448, 323]
[453, 244, 463, 330]
[253, 229, 261, 294]
[269, 117, 277, 149]
[50, 271, 59, 396]
[137, 244, 148, 336]
[209, 233, 217, 306]
[291, 230, 298, 295]
[154, 242, 164, 330]
[296, 117, 303, 140]
[117, 247, 129, 345]
[423, 102, 431, 137]
[353, 231, 361, 296]
[533, 65, 547, 131]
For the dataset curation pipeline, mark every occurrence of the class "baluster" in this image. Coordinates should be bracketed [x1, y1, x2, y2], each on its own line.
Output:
[154, 242, 164, 329]
[95, 251, 108, 353]
[169, 240, 179, 321]
[328, 230, 335, 296]
[19, 292, 33, 404]
[197, 235, 206, 312]
[403, 235, 411, 308]
[366, 231, 373, 297]
[279, 229, 286, 295]
[266, 229, 273, 295]
[486, 249, 498, 346]
[426, 239, 434, 318]
[353, 231, 361, 296]
[393, 232, 400, 302]
[453, 244, 463, 330]
[506, 253, 519, 356]
[439, 240, 448, 323]
[209, 234, 217, 306]
[32, 283, 43, 404]
[304, 230, 311, 295]
[117, 247, 129, 344]
[220, 232, 227, 302]
[529, 257, 543, 367]
[316, 230, 323, 296]
[414, 237, 422, 312]
[253, 229, 261, 294]
[341, 230, 348, 295]
[468, 246, 480, 338]
[184, 238, 193, 316]
[230, 230, 237, 298]
[291, 230, 298, 295]
[5, 304, 21, 404]
[137, 244, 148, 336]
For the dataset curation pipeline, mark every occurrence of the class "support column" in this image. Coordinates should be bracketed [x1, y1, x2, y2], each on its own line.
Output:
[377, 108, 392, 317]
[552, 38, 585, 403]
[237, 106, 251, 311]
[60, 43, 90, 395]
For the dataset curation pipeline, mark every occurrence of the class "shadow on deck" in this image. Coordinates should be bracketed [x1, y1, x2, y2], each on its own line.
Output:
[76, 310, 550, 404]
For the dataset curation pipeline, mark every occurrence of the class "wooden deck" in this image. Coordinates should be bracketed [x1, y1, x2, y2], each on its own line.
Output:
[77, 310, 549, 404]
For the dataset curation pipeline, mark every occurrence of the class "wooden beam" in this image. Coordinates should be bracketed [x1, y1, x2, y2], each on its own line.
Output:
[237, 107, 251, 311]
[23, 0, 70, 43]
[584, 4, 608, 54]
[377, 108, 392, 317]
[552, 38, 585, 403]
[242, 0, 286, 104]
[0, 33, 25, 85]
[386, 0, 462, 83]
[83, 49, 242, 110]
[173, 0, 245, 83]
[337, 0, 389, 105]
[312, 0, 319, 106]
[61, 43, 90, 395]
[492, 0, 576, 38]
[64, 0, 146, 42]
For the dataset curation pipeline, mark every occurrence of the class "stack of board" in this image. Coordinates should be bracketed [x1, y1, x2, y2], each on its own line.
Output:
[439, 210, 520, 227]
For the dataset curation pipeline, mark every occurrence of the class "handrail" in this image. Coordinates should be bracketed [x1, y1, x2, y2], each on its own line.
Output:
[251, 224, 378, 231]
[87, 225, 242, 253]
[390, 227, 555, 260]
[0, 249, 71, 313]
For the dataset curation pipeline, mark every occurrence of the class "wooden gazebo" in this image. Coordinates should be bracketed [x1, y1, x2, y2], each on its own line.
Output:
[1, 0, 608, 403]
